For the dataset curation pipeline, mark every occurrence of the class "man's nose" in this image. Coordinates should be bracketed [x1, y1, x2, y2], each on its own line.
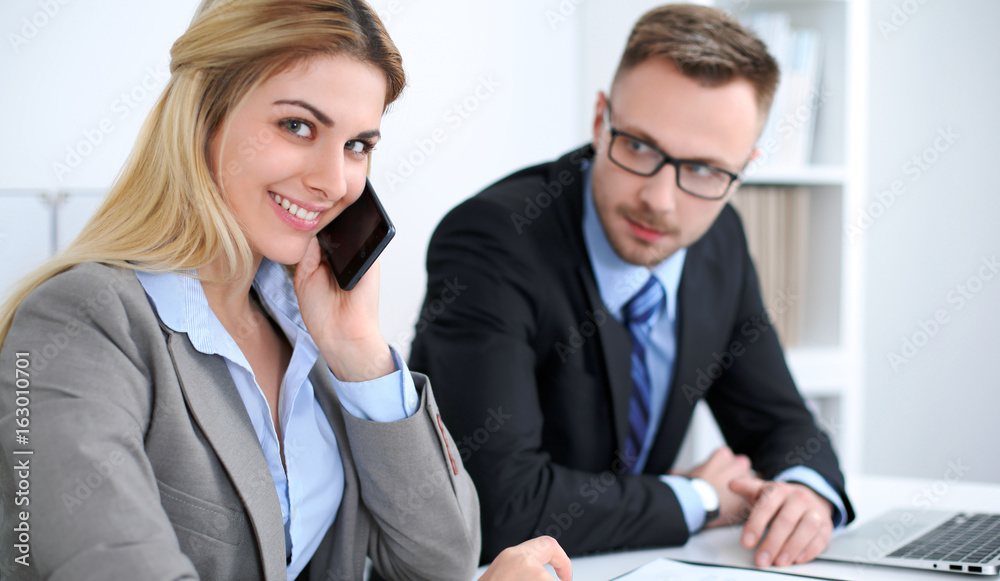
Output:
[638, 164, 681, 213]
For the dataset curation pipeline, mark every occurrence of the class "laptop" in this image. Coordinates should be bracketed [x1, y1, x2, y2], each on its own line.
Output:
[819, 509, 1000, 575]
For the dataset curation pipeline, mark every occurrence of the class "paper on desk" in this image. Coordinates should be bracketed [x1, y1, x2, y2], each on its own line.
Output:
[612, 558, 835, 580]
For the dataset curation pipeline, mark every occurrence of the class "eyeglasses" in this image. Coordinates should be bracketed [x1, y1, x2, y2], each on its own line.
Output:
[603, 104, 741, 200]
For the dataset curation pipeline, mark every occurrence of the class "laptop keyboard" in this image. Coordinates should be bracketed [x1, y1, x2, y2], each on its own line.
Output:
[888, 513, 1000, 564]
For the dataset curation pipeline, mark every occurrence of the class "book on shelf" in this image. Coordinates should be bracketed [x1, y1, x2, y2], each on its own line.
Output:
[729, 185, 809, 348]
[742, 11, 824, 172]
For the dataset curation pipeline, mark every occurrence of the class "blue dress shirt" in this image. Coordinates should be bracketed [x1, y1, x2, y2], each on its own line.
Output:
[136, 258, 419, 580]
[580, 167, 845, 532]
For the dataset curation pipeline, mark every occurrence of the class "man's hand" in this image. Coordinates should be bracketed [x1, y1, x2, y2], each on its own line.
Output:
[730, 477, 835, 567]
[674, 447, 754, 528]
[478, 536, 572, 581]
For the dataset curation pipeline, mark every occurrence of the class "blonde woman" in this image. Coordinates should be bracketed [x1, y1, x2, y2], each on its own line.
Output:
[0, 1, 570, 579]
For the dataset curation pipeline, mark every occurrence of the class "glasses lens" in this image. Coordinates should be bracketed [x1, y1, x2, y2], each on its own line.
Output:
[609, 133, 663, 176]
[608, 130, 734, 199]
[677, 163, 733, 199]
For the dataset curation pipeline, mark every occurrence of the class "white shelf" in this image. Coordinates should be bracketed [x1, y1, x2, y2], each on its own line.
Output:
[740, 0, 848, 5]
[785, 346, 845, 398]
[741, 165, 845, 186]
[678, 0, 867, 475]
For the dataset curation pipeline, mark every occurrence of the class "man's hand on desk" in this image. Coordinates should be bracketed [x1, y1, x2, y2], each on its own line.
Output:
[673, 446, 754, 528]
[730, 478, 835, 568]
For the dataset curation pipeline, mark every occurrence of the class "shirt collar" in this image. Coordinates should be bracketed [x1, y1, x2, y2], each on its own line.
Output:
[251, 259, 312, 349]
[581, 167, 687, 321]
[134, 258, 317, 365]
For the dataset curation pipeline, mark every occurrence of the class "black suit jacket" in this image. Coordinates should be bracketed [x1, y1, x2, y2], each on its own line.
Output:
[410, 146, 854, 562]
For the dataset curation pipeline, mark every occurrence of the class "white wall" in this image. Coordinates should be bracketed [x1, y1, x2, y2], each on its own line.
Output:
[862, 0, 1000, 483]
[1, 1, 203, 189]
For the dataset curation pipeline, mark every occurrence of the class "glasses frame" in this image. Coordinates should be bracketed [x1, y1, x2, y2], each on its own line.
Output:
[603, 104, 742, 201]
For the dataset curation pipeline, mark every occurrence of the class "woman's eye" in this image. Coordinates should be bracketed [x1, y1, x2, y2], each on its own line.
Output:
[281, 119, 313, 138]
[346, 140, 370, 154]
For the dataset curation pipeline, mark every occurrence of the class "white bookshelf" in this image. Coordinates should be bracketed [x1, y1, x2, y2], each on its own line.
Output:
[677, 0, 867, 476]
[786, 347, 847, 399]
[743, 165, 846, 187]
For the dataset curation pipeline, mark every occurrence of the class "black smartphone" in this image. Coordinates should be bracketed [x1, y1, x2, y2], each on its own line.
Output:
[316, 177, 395, 291]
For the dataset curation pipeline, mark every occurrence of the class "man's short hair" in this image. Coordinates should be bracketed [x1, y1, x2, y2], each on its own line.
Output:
[613, 4, 780, 117]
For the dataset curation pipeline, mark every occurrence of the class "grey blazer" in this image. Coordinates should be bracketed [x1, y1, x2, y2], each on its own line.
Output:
[0, 263, 480, 581]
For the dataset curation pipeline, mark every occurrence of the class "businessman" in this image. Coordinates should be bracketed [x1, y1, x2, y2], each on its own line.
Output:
[410, 4, 854, 567]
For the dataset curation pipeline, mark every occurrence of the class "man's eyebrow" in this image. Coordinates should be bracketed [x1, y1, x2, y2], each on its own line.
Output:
[274, 99, 332, 127]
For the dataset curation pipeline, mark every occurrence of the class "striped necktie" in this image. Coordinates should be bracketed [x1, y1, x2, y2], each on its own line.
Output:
[622, 276, 665, 473]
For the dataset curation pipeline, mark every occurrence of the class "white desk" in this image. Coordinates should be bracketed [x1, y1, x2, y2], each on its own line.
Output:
[473, 474, 1000, 580]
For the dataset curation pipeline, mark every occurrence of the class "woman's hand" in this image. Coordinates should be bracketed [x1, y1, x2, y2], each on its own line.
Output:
[293, 237, 394, 382]
[478, 536, 572, 581]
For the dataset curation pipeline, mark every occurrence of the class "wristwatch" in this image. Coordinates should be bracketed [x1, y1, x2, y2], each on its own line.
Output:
[688, 477, 720, 528]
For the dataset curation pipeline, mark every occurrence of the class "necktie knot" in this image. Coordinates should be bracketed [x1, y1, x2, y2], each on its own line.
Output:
[624, 276, 665, 327]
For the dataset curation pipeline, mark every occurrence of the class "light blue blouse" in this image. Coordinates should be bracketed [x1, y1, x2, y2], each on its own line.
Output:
[136, 258, 418, 580]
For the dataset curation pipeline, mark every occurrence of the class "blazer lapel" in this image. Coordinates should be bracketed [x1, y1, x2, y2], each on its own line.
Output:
[307, 362, 366, 580]
[576, 263, 633, 460]
[163, 330, 287, 580]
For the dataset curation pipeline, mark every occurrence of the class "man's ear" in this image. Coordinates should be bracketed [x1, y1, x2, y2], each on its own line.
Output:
[725, 148, 762, 202]
[592, 91, 610, 151]
[736, 146, 763, 184]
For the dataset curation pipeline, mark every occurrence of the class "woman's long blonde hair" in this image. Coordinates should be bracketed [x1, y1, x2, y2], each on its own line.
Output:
[0, 0, 405, 347]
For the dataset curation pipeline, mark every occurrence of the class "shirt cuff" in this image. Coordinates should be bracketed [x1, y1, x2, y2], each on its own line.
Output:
[328, 346, 419, 422]
[775, 466, 848, 528]
[660, 475, 706, 534]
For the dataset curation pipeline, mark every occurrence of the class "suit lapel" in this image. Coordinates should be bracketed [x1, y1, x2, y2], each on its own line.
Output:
[553, 147, 636, 463]
[163, 330, 287, 580]
[575, 264, 633, 459]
